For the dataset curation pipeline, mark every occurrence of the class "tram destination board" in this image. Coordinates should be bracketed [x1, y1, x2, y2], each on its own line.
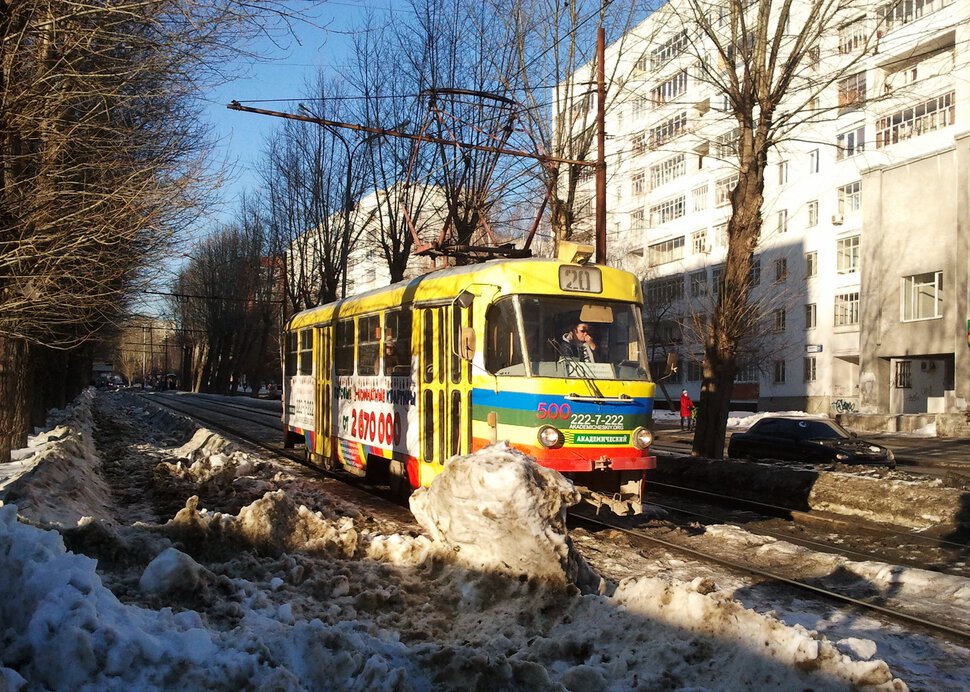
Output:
[559, 265, 602, 294]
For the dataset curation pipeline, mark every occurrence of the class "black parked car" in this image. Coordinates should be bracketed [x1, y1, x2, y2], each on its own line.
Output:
[727, 416, 896, 468]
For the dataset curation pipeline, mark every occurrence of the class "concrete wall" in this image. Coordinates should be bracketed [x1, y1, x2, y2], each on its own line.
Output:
[860, 144, 967, 414]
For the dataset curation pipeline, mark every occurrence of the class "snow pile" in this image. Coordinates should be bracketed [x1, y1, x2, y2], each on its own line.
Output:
[0, 389, 114, 526]
[409, 442, 604, 592]
[0, 391, 918, 690]
[613, 576, 900, 689]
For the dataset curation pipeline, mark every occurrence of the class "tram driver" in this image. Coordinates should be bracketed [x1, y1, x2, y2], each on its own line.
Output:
[561, 322, 598, 362]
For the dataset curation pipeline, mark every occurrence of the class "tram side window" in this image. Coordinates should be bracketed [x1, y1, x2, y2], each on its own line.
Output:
[485, 298, 524, 374]
[285, 332, 297, 376]
[335, 320, 355, 376]
[385, 310, 412, 376]
[298, 330, 313, 375]
[358, 315, 380, 376]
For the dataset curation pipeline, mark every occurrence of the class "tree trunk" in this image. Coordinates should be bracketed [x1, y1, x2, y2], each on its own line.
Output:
[0, 336, 30, 463]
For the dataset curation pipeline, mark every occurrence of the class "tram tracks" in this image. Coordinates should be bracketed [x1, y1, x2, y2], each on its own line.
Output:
[136, 392, 970, 645]
[570, 510, 970, 646]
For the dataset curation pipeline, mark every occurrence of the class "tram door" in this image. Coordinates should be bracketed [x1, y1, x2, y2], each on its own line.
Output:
[417, 304, 473, 482]
[316, 325, 332, 461]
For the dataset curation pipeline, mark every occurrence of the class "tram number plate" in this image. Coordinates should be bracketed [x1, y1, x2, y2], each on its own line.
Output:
[559, 265, 602, 293]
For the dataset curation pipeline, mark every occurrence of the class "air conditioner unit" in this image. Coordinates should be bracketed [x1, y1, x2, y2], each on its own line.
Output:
[832, 214, 844, 225]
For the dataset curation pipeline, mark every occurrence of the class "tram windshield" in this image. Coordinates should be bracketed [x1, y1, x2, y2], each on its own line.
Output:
[484, 296, 651, 381]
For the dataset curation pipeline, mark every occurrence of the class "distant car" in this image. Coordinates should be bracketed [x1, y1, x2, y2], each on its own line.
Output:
[727, 416, 896, 469]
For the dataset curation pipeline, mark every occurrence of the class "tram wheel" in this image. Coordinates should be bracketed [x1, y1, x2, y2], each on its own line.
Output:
[388, 460, 411, 504]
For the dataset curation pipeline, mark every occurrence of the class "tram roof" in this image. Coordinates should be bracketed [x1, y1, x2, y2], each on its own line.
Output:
[287, 257, 642, 330]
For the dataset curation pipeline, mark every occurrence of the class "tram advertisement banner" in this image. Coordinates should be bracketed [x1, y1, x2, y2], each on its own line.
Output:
[286, 375, 315, 431]
[337, 375, 415, 452]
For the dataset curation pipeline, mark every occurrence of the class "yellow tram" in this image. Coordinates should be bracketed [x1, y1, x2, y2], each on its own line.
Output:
[282, 248, 657, 507]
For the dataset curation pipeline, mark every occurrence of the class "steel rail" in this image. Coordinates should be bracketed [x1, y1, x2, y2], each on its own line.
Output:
[571, 512, 970, 646]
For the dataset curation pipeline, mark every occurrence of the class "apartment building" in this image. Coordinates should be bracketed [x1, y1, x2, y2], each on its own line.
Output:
[289, 185, 447, 303]
[564, 0, 969, 422]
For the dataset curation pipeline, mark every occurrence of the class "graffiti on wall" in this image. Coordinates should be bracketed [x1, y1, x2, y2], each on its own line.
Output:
[833, 398, 857, 414]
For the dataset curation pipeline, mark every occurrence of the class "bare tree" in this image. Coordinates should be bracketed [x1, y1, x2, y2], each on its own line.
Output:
[171, 201, 279, 395]
[503, 0, 647, 248]
[657, 0, 882, 458]
[0, 0, 297, 461]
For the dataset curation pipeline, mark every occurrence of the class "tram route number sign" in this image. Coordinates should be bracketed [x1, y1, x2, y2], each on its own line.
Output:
[559, 265, 602, 294]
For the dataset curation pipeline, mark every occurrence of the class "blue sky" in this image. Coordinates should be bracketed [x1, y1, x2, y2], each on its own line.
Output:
[201, 1, 400, 224]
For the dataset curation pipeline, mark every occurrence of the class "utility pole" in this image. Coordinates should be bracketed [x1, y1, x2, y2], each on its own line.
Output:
[595, 24, 607, 266]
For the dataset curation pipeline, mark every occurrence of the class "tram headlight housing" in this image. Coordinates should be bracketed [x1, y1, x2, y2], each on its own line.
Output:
[537, 425, 564, 449]
[633, 427, 654, 450]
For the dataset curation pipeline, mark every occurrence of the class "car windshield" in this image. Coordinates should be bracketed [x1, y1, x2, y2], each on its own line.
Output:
[793, 420, 846, 440]
[484, 295, 650, 381]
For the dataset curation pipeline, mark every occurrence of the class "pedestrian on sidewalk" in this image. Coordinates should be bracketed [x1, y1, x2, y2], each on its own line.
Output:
[680, 389, 695, 431]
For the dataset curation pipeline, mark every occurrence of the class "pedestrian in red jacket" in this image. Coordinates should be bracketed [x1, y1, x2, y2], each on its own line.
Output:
[680, 389, 695, 431]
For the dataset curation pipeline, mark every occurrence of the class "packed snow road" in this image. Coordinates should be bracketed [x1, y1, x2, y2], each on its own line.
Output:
[1, 389, 968, 690]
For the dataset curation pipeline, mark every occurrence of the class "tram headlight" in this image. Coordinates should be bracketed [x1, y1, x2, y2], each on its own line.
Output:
[537, 425, 564, 449]
[632, 427, 654, 450]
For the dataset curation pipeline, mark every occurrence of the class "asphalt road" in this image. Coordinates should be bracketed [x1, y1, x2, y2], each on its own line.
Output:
[654, 423, 970, 472]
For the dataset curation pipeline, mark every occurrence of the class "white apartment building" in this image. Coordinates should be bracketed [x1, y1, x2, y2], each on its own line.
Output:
[290, 185, 447, 303]
[564, 0, 969, 426]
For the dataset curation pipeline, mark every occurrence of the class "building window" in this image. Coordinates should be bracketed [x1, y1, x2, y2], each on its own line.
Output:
[691, 229, 708, 254]
[687, 358, 703, 381]
[894, 360, 912, 388]
[805, 303, 817, 329]
[632, 171, 646, 196]
[778, 160, 789, 184]
[651, 29, 689, 69]
[808, 148, 819, 173]
[902, 271, 943, 321]
[880, 0, 954, 33]
[712, 127, 740, 159]
[773, 360, 786, 384]
[631, 209, 645, 232]
[837, 235, 861, 273]
[649, 112, 688, 149]
[632, 96, 649, 119]
[690, 270, 708, 297]
[715, 174, 738, 206]
[632, 133, 646, 156]
[837, 126, 865, 159]
[749, 259, 761, 287]
[837, 181, 862, 215]
[804, 357, 817, 382]
[648, 236, 686, 265]
[712, 266, 723, 296]
[805, 251, 817, 278]
[714, 223, 728, 247]
[649, 196, 686, 226]
[646, 276, 684, 304]
[875, 92, 955, 148]
[776, 209, 788, 234]
[773, 308, 786, 331]
[736, 363, 759, 383]
[774, 258, 788, 283]
[650, 154, 686, 189]
[651, 70, 688, 105]
[692, 185, 709, 212]
[807, 200, 818, 227]
[838, 19, 867, 54]
[838, 71, 866, 109]
[835, 291, 860, 326]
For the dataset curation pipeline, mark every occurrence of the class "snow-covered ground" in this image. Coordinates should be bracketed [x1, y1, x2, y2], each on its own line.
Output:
[1, 390, 967, 690]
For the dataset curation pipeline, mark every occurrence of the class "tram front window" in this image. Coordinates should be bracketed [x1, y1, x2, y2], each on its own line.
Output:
[485, 296, 650, 381]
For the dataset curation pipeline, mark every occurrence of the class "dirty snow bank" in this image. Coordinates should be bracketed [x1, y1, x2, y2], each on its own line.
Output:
[0, 393, 912, 690]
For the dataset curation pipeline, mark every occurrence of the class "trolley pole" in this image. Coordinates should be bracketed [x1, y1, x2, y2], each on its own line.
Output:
[595, 24, 607, 266]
